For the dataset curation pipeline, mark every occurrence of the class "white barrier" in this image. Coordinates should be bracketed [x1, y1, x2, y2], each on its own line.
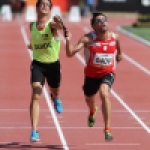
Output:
[1, 5, 12, 22]
[25, 6, 36, 22]
[69, 6, 81, 22]
[50, 6, 61, 19]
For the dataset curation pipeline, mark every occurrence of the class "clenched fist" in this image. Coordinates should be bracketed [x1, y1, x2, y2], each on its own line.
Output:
[116, 54, 122, 62]
[53, 15, 62, 23]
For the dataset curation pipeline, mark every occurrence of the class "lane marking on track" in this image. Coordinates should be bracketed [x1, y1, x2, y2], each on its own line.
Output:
[1, 109, 150, 112]
[60, 30, 150, 134]
[20, 25, 69, 150]
[86, 143, 141, 146]
[0, 141, 43, 144]
[117, 26, 150, 47]
[0, 122, 28, 124]
[46, 115, 63, 119]
[0, 126, 143, 129]
[123, 53, 150, 75]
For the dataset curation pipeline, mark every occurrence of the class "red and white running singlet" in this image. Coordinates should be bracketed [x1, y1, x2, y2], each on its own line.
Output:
[84, 31, 117, 78]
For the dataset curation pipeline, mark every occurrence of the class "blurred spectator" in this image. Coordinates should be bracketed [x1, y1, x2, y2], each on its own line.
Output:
[80, 0, 97, 16]
[9, 0, 26, 18]
[0, 0, 9, 15]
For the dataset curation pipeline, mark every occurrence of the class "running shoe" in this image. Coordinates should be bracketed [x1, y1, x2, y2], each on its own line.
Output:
[88, 106, 98, 127]
[53, 98, 63, 113]
[30, 130, 40, 142]
[105, 130, 113, 141]
[50, 94, 63, 113]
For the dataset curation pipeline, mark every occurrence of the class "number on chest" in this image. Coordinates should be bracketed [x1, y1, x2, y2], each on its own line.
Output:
[93, 53, 113, 66]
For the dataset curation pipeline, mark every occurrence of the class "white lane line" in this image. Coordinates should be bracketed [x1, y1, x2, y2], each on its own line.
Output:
[86, 143, 140, 146]
[0, 122, 28, 124]
[123, 53, 150, 75]
[46, 115, 63, 119]
[0, 127, 143, 129]
[117, 26, 150, 47]
[1, 109, 150, 112]
[60, 29, 150, 134]
[63, 110, 150, 113]
[0, 142, 43, 144]
[20, 26, 69, 150]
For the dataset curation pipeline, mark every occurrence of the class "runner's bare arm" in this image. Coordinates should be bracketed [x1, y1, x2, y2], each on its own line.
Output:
[115, 34, 122, 62]
[65, 29, 89, 57]
[65, 37, 85, 57]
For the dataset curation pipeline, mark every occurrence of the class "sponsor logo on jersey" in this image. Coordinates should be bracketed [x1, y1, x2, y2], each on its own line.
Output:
[109, 41, 116, 46]
[42, 34, 49, 40]
[34, 42, 51, 50]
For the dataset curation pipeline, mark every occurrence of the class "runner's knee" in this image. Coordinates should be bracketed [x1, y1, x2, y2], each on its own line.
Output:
[100, 84, 109, 99]
[32, 86, 42, 100]
[85, 95, 95, 103]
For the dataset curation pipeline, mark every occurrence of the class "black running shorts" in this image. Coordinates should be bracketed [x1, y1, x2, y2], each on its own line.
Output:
[83, 73, 115, 97]
[30, 60, 61, 88]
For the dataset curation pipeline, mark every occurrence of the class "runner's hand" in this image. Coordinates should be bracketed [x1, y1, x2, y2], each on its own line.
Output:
[53, 15, 66, 32]
[53, 15, 68, 38]
[53, 15, 62, 23]
[116, 54, 122, 62]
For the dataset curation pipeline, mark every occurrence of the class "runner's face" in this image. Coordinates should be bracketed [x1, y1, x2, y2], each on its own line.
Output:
[37, 0, 51, 14]
[93, 15, 108, 33]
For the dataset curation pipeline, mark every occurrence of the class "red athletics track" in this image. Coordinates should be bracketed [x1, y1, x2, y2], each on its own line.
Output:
[0, 14, 150, 150]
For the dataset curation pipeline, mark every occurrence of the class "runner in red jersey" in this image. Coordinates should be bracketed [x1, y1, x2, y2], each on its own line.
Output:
[65, 12, 122, 140]
[84, 30, 116, 78]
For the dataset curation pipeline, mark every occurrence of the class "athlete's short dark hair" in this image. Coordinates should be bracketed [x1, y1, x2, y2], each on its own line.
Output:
[90, 12, 107, 26]
[36, 0, 53, 8]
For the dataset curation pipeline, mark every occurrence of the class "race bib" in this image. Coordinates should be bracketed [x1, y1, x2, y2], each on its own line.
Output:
[93, 53, 113, 66]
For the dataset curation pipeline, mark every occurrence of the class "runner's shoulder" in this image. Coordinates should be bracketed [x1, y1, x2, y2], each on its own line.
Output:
[84, 31, 94, 41]
[110, 31, 119, 39]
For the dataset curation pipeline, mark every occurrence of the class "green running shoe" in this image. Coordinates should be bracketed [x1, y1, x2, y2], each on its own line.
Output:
[105, 130, 113, 141]
[88, 106, 98, 127]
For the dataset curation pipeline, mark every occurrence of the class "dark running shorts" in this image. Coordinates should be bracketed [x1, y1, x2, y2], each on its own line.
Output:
[30, 60, 61, 88]
[83, 73, 115, 97]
